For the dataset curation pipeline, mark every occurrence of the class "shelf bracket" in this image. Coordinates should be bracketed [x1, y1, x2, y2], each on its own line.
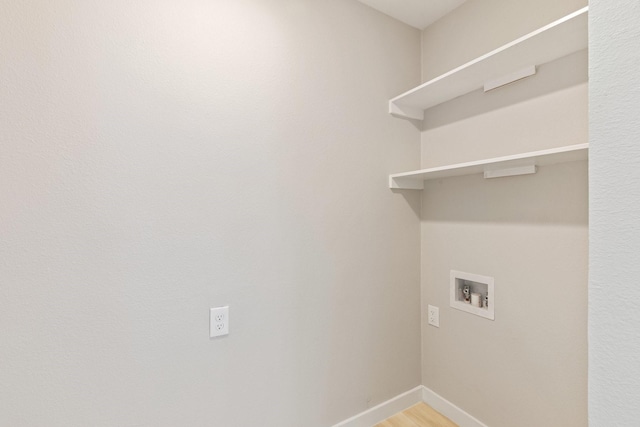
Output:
[389, 102, 424, 121]
[390, 176, 424, 190]
[484, 65, 537, 92]
[484, 164, 537, 179]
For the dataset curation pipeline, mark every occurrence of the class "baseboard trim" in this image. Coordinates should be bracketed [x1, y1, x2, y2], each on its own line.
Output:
[421, 386, 489, 427]
[332, 386, 424, 427]
[332, 385, 489, 427]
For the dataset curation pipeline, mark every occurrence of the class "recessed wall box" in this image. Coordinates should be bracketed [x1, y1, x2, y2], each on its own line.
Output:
[450, 270, 495, 320]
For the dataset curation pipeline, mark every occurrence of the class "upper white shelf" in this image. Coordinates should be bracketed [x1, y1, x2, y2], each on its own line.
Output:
[389, 144, 588, 190]
[389, 7, 589, 121]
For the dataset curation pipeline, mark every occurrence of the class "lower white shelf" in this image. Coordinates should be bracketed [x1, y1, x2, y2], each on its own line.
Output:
[389, 143, 588, 190]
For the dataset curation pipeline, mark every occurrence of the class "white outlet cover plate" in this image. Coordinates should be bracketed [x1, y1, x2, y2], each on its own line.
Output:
[210, 306, 229, 338]
[428, 304, 440, 327]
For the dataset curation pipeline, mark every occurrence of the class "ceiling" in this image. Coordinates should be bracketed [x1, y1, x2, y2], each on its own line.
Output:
[357, 0, 468, 29]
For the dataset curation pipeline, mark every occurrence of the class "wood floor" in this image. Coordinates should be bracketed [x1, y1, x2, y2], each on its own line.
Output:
[374, 403, 458, 427]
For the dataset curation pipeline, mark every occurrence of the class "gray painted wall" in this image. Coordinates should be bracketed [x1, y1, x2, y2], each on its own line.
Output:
[419, 0, 588, 426]
[0, 1, 422, 425]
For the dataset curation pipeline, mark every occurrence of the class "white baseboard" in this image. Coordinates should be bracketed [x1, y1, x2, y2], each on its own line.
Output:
[331, 386, 423, 427]
[421, 386, 489, 427]
[332, 385, 489, 427]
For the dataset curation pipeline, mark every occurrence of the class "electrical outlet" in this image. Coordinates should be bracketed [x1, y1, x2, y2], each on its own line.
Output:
[210, 306, 229, 338]
[428, 305, 439, 327]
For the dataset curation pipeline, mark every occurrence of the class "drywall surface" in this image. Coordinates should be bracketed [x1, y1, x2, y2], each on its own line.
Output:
[589, 1, 640, 425]
[421, 50, 588, 167]
[419, 0, 588, 426]
[0, 1, 421, 426]
[420, 0, 587, 81]
[421, 163, 588, 427]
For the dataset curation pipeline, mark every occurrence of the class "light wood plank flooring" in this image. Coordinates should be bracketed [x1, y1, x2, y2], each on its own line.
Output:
[375, 403, 458, 427]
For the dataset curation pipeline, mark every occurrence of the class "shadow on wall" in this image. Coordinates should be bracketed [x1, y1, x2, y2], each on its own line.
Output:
[392, 188, 422, 218]
[422, 49, 588, 131]
[421, 160, 588, 226]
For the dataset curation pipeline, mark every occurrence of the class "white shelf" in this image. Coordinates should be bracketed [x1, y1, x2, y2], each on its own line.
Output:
[389, 144, 588, 190]
[389, 7, 589, 121]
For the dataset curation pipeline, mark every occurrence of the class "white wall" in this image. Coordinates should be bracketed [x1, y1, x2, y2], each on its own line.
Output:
[419, 0, 588, 426]
[589, 1, 640, 425]
[421, 0, 587, 82]
[0, 1, 422, 425]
